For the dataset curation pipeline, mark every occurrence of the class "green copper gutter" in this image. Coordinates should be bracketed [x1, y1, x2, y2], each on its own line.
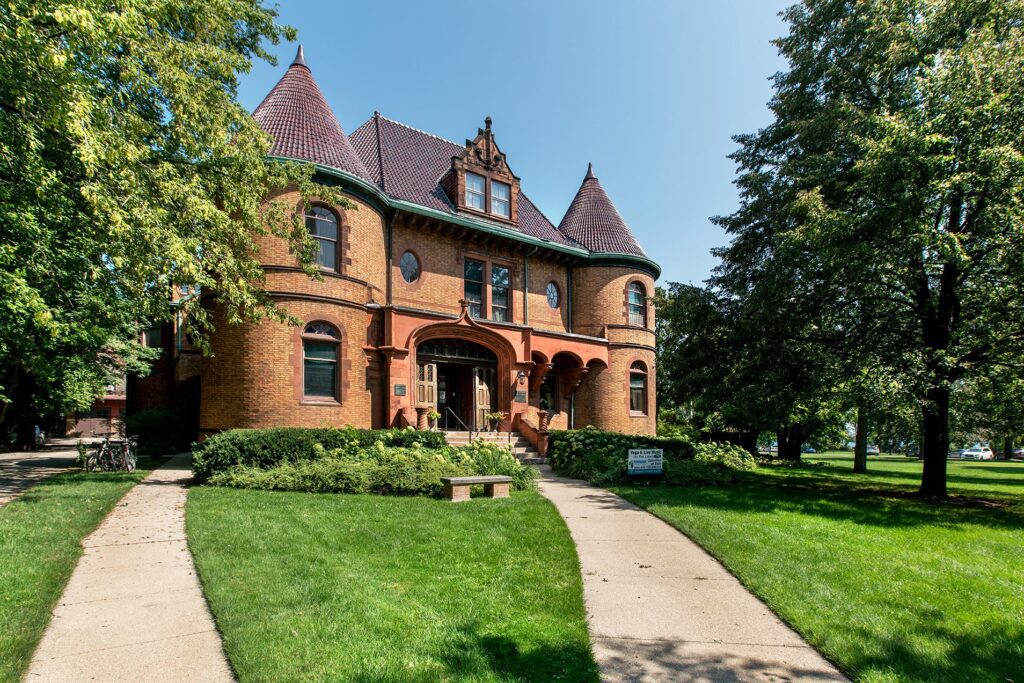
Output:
[268, 156, 662, 279]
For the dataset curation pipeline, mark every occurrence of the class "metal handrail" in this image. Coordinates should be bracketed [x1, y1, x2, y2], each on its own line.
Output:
[443, 407, 474, 441]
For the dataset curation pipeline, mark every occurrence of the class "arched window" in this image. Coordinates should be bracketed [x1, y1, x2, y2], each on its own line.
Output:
[302, 322, 340, 400]
[627, 282, 647, 327]
[305, 206, 339, 272]
[629, 361, 648, 414]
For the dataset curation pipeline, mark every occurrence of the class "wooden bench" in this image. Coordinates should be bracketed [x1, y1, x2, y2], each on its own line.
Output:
[441, 475, 513, 502]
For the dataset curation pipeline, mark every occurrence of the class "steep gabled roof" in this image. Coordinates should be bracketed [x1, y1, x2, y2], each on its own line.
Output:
[349, 114, 579, 247]
[253, 46, 370, 180]
[557, 164, 646, 256]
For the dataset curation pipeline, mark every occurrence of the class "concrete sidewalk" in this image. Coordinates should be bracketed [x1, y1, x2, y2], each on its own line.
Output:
[0, 446, 77, 506]
[26, 453, 233, 682]
[538, 467, 846, 682]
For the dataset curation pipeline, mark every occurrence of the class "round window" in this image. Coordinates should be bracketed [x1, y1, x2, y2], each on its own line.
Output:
[399, 251, 420, 283]
[546, 281, 560, 309]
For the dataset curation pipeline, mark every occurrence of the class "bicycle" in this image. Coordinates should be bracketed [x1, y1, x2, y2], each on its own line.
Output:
[83, 436, 137, 472]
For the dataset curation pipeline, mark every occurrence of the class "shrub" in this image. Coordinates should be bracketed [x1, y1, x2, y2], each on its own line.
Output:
[192, 426, 447, 482]
[664, 442, 757, 486]
[451, 439, 538, 491]
[547, 426, 695, 484]
[548, 427, 754, 487]
[206, 439, 537, 497]
[124, 409, 178, 455]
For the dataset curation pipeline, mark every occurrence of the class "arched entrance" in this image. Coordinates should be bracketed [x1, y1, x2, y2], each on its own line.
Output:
[416, 338, 498, 431]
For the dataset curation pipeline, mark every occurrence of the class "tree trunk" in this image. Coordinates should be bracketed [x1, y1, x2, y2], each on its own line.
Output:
[15, 373, 38, 451]
[1003, 436, 1013, 461]
[920, 384, 950, 497]
[776, 424, 804, 461]
[854, 406, 868, 473]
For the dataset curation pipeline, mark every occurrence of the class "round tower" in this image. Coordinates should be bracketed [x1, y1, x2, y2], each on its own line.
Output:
[559, 164, 659, 435]
[199, 47, 388, 434]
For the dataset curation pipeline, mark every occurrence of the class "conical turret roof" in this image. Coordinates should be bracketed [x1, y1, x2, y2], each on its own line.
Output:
[253, 46, 370, 179]
[557, 164, 646, 256]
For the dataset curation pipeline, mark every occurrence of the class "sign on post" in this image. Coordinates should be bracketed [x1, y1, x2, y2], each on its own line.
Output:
[628, 448, 664, 475]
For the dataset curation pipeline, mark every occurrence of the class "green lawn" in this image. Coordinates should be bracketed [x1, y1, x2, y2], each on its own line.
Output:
[186, 487, 599, 682]
[804, 451, 1024, 499]
[612, 456, 1024, 682]
[0, 467, 150, 681]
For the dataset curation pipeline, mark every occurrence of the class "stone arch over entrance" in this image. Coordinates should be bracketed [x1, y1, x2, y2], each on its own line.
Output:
[408, 319, 522, 431]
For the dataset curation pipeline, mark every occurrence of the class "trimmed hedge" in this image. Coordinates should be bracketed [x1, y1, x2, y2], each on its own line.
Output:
[207, 440, 537, 497]
[548, 426, 754, 486]
[192, 426, 446, 482]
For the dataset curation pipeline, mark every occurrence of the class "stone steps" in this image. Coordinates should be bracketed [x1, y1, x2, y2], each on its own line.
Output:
[441, 430, 548, 465]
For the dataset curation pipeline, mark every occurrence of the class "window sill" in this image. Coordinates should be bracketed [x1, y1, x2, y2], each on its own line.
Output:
[301, 399, 341, 406]
[458, 205, 516, 226]
[629, 411, 648, 418]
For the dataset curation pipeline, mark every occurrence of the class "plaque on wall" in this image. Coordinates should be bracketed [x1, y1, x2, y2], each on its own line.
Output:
[394, 384, 407, 396]
[514, 391, 527, 403]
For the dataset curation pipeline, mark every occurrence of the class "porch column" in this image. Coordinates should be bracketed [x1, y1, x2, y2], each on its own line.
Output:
[415, 405, 429, 431]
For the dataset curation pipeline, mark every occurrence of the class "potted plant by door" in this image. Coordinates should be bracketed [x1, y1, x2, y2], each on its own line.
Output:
[427, 408, 441, 431]
[485, 411, 506, 432]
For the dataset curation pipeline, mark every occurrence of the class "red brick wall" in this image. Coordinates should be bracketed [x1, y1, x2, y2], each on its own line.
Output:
[199, 301, 380, 432]
[571, 266, 656, 339]
[189, 186, 659, 437]
[198, 189, 386, 433]
[570, 266, 657, 434]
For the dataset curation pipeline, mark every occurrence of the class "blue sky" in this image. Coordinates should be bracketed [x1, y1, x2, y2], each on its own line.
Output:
[239, 1, 790, 286]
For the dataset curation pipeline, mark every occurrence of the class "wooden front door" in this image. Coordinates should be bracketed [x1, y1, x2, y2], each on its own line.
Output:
[416, 362, 437, 407]
[473, 367, 495, 430]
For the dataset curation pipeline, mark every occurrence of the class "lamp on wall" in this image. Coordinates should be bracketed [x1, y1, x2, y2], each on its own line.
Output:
[516, 370, 527, 385]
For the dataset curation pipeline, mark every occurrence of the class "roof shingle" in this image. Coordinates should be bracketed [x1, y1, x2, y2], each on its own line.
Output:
[557, 164, 646, 256]
[349, 114, 580, 248]
[252, 51, 650, 258]
[252, 48, 370, 180]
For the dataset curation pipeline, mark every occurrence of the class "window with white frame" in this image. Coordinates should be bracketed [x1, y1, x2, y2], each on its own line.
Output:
[491, 180, 510, 218]
[465, 172, 486, 210]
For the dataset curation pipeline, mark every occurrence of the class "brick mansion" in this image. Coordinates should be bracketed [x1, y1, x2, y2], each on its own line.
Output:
[131, 47, 660, 450]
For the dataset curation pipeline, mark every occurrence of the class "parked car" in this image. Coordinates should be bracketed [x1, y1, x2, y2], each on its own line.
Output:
[961, 446, 994, 461]
[801, 446, 816, 454]
[1013, 447, 1024, 460]
[948, 449, 964, 459]
[866, 445, 880, 455]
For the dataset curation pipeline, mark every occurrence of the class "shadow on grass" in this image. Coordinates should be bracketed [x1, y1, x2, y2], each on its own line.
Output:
[341, 621, 600, 683]
[6, 464, 155, 506]
[804, 458, 1024, 493]
[443, 622, 600, 683]
[840, 607, 1024, 682]
[617, 474, 1024, 532]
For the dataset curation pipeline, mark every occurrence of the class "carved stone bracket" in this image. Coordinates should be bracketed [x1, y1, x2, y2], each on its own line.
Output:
[560, 367, 590, 396]
[529, 362, 555, 394]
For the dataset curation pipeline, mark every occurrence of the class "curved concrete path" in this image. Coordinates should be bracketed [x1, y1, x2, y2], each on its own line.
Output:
[26, 453, 234, 682]
[538, 467, 846, 682]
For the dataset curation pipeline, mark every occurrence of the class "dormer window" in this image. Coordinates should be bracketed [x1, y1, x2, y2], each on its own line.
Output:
[491, 181, 510, 218]
[444, 118, 520, 223]
[466, 173, 486, 211]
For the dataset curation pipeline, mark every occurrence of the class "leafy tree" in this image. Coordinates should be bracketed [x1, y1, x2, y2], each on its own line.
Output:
[0, 0, 347, 445]
[715, 0, 1024, 495]
[655, 283, 846, 459]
